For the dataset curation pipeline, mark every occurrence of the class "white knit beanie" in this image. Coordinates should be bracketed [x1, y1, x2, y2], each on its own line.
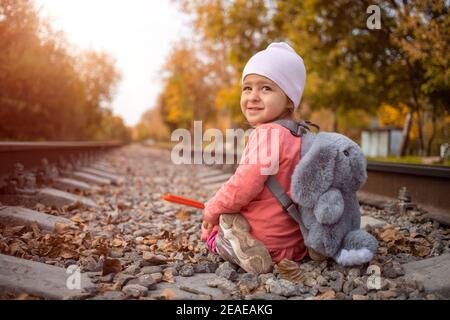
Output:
[241, 42, 306, 110]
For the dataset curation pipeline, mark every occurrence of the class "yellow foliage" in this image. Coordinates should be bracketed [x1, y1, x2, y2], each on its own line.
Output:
[215, 82, 243, 124]
[376, 103, 427, 142]
[377, 103, 408, 128]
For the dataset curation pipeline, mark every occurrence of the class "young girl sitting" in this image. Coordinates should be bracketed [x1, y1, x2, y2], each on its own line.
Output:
[201, 42, 311, 274]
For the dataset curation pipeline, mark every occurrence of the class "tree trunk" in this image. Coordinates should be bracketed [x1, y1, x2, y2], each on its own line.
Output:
[398, 107, 413, 157]
[415, 108, 425, 156]
[406, 60, 424, 156]
[426, 104, 437, 156]
[332, 107, 338, 132]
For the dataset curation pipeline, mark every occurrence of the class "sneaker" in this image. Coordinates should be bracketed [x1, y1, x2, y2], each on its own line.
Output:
[217, 213, 272, 274]
[307, 247, 327, 261]
[215, 228, 241, 267]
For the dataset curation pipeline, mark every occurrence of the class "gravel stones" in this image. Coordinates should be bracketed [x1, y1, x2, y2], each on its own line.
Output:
[140, 266, 163, 275]
[123, 263, 141, 275]
[150, 273, 163, 283]
[122, 284, 148, 298]
[258, 273, 276, 285]
[179, 264, 195, 277]
[113, 273, 136, 289]
[265, 278, 306, 297]
[127, 274, 157, 290]
[207, 276, 238, 294]
[193, 262, 217, 273]
[316, 275, 328, 286]
[92, 291, 126, 300]
[238, 273, 259, 292]
[215, 262, 238, 281]
[244, 292, 287, 300]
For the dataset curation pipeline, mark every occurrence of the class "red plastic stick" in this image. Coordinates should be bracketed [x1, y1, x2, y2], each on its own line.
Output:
[161, 193, 205, 209]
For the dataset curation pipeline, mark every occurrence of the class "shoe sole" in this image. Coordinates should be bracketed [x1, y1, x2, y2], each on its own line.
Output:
[220, 214, 272, 274]
[308, 247, 327, 261]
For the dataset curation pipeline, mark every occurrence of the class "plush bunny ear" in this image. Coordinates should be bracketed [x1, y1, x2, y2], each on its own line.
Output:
[291, 133, 337, 208]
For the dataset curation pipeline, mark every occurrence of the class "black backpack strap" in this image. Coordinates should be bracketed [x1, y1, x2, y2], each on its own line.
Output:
[266, 175, 308, 237]
[271, 119, 320, 137]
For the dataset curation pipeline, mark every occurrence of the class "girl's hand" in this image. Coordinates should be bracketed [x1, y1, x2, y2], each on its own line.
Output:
[201, 220, 214, 241]
[202, 220, 213, 232]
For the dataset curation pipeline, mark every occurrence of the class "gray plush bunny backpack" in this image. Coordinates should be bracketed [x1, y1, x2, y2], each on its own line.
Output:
[266, 119, 378, 266]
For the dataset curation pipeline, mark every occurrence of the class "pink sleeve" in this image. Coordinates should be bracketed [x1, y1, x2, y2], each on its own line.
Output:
[203, 123, 282, 225]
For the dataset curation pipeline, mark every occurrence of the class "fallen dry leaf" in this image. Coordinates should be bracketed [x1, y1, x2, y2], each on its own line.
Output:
[59, 248, 79, 259]
[102, 258, 122, 276]
[70, 214, 84, 224]
[96, 242, 109, 257]
[379, 227, 403, 242]
[107, 209, 119, 224]
[117, 201, 130, 211]
[54, 222, 71, 234]
[9, 242, 24, 255]
[65, 202, 83, 211]
[160, 288, 177, 300]
[314, 289, 336, 300]
[163, 269, 176, 283]
[239, 284, 252, 296]
[9, 225, 26, 235]
[163, 241, 180, 252]
[187, 255, 197, 264]
[175, 209, 190, 221]
[413, 245, 431, 257]
[373, 223, 434, 258]
[143, 236, 158, 245]
[111, 238, 125, 247]
[20, 232, 34, 240]
[158, 230, 176, 240]
[0, 217, 113, 269]
[275, 259, 304, 284]
[396, 245, 411, 253]
[30, 222, 41, 237]
[142, 252, 167, 264]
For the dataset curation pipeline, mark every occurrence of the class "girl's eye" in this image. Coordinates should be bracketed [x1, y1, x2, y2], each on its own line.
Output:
[262, 86, 271, 91]
[242, 86, 251, 91]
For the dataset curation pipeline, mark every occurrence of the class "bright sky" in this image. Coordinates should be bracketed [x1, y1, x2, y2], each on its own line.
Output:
[36, 0, 191, 126]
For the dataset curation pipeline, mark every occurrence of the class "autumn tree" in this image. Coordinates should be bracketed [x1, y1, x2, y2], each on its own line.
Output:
[272, 0, 449, 155]
[0, 0, 130, 141]
[158, 40, 219, 133]
[134, 104, 170, 142]
[75, 50, 122, 139]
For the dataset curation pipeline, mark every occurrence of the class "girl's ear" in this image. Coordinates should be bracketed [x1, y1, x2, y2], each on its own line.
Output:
[291, 133, 337, 208]
[287, 99, 295, 113]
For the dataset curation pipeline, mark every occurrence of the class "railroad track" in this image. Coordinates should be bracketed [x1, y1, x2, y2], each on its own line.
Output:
[0, 141, 126, 299]
[0, 141, 123, 210]
[360, 162, 450, 225]
[0, 143, 449, 300]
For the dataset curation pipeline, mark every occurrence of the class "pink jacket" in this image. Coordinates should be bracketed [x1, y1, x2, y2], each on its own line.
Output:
[202, 122, 307, 262]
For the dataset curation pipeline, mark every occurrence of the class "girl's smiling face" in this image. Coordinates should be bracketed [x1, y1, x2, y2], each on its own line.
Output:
[240, 74, 294, 126]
